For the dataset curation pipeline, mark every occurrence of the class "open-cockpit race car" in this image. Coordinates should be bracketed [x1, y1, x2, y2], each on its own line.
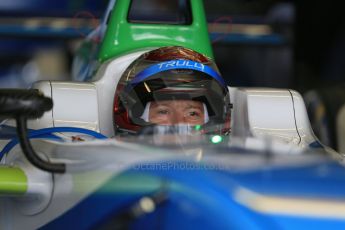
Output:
[1, 0, 345, 229]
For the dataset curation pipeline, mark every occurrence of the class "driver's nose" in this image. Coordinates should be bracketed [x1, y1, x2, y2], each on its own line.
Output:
[170, 112, 185, 125]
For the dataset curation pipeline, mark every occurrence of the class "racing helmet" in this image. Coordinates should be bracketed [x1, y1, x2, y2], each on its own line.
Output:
[113, 46, 231, 135]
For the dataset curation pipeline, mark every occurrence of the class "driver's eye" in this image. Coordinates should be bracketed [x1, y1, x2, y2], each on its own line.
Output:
[185, 110, 202, 121]
[157, 109, 169, 115]
[188, 111, 199, 116]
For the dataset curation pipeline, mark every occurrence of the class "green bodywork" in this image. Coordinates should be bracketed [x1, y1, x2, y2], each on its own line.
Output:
[98, 0, 214, 62]
[0, 167, 27, 195]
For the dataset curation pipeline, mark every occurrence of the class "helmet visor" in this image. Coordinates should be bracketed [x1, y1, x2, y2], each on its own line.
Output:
[119, 60, 229, 129]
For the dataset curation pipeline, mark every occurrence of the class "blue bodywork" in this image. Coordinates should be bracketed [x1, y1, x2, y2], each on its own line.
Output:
[41, 158, 345, 229]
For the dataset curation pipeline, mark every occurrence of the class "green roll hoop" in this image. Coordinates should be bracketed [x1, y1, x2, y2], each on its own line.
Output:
[98, 0, 213, 62]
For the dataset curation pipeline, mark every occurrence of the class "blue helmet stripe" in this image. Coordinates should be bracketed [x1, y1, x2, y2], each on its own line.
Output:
[125, 59, 225, 92]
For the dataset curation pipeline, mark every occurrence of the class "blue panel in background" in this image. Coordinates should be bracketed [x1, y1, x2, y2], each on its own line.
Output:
[210, 33, 286, 46]
[0, 25, 93, 39]
[0, 40, 64, 57]
[0, 0, 109, 17]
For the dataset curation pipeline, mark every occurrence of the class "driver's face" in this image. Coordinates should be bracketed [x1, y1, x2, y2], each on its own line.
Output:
[149, 100, 205, 125]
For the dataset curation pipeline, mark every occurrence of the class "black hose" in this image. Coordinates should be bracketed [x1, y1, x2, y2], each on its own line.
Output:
[16, 116, 66, 173]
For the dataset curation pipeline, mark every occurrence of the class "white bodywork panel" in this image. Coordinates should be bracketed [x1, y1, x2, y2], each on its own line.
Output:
[52, 82, 99, 130]
[231, 88, 317, 147]
[30, 51, 317, 147]
[290, 90, 318, 147]
[30, 81, 99, 131]
[31, 50, 150, 136]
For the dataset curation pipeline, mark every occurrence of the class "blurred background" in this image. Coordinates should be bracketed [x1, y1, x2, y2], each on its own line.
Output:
[1, 0, 344, 151]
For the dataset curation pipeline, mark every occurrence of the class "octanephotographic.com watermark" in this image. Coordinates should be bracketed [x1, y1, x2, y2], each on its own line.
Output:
[130, 161, 232, 171]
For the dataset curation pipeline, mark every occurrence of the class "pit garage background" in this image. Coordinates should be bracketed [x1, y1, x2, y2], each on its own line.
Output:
[0, 0, 344, 152]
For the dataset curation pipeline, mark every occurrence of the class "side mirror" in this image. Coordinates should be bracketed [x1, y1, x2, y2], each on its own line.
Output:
[0, 89, 65, 173]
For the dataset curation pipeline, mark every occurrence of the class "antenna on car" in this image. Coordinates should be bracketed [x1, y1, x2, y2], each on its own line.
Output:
[0, 89, 66, 173]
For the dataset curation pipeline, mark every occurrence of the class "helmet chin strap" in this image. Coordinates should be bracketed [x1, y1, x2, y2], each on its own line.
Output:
[140, 102, 209, 123]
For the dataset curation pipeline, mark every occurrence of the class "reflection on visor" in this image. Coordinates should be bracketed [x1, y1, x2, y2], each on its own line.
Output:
[139, 124, 203, 136]
[136, 124, 228, 149]
[138, 124, 206, 147]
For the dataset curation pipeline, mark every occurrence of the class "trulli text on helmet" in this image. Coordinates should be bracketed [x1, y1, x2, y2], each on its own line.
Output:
[157, 60, 205, 71]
